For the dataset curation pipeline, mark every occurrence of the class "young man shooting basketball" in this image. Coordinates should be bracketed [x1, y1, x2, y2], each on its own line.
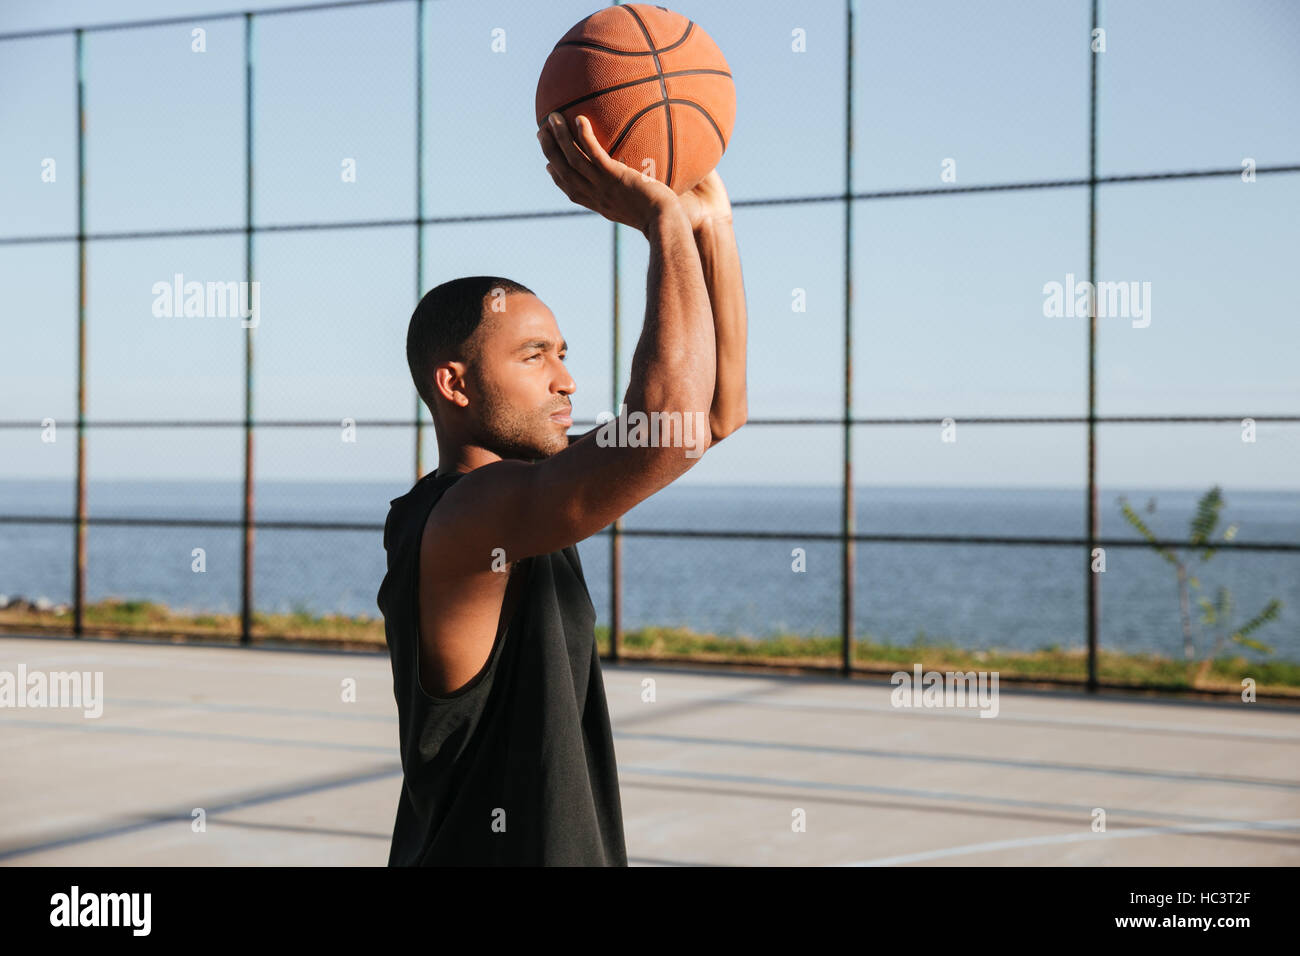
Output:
[376, 110, 747, 866]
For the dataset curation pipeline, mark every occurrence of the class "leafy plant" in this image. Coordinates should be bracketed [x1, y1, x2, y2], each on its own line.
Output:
[1117, 485, 1282, 684]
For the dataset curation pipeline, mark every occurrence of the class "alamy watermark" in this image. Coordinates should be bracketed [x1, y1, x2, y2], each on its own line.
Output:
[0, 664, 103, 718]
[50, 886, 150, 935]
[1043, 273, 1151, 328]
[151, 273, 260, 328]
[595, 403, 709, 459]
[891, 664, 999, 718]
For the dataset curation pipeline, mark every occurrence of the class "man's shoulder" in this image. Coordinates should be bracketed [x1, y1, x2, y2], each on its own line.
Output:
[384, 470, 463, 554]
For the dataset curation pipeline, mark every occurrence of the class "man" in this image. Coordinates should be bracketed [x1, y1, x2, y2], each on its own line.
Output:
[376, 110, 747, 865]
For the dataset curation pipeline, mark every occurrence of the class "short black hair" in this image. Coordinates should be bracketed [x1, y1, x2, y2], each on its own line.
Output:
[406, 275, 535, 414]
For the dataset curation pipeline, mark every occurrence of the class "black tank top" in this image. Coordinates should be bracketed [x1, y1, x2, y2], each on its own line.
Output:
[376, 468, 628, 866]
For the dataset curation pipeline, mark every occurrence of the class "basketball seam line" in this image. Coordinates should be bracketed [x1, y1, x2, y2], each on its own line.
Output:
[622, 4, 675, 189]
[610, 99, 726, 158]
[554, 18, 695, 57]
[544, 69, 732, 121]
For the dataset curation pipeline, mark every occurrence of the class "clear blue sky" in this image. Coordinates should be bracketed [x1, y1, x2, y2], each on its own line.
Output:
[2, 0, 1298, 488]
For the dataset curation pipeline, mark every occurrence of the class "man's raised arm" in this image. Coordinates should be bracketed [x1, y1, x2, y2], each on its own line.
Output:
[427, 114, 716, 567]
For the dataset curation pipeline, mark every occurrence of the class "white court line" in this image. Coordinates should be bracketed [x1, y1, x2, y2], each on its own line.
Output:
[838, 817, 1300, 866]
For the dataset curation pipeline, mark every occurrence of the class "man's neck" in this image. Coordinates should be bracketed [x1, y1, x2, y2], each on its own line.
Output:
[433, 445, 499, 479]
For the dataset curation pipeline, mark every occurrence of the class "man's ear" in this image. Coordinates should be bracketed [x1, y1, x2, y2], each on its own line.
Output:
[434, 361, 470, 408]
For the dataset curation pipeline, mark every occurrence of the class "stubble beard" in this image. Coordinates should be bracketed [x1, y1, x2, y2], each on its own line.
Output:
[476, 377, 568, 461]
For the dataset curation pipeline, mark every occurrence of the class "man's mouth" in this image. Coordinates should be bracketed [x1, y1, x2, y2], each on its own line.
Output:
[549, 408, 572, 426]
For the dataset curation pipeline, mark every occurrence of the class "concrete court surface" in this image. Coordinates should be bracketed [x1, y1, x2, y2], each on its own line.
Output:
[1, 634, 1298, 866]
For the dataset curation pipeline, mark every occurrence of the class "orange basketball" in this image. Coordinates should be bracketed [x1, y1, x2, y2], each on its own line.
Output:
[535, 4, 735, 195]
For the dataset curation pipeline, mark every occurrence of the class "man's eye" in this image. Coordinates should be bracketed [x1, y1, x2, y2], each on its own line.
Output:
[527, 353, 542, 361]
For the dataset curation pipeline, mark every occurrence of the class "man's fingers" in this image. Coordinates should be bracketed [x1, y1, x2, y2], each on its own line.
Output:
[545, 162, 593, 206]
[544, 112, 599, 184]
[537, 121, 589, 187]
[542, 146, 586, 195]
[537, 124, 565, 167]
[571, 115, 613, 170]
[539, 127, 587, 196]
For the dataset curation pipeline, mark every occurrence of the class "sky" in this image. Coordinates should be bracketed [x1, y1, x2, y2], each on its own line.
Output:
[1, 0, 1298, 489]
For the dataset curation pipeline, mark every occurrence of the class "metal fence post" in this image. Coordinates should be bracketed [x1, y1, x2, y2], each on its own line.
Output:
[841, 0, 856, 676]
[1086, 0, 1100, 692]
[240, 12, 256, 645]
[73, 27, 87, 638]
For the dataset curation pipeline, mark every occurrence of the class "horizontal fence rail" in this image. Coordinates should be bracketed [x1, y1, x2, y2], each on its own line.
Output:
[4, 164, 1300, 248]
[1, 514, 1296, 554]
[3, 415, 1300, 428]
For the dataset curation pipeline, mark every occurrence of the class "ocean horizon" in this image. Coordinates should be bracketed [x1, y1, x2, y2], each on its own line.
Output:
[2, 478, 1297, 663]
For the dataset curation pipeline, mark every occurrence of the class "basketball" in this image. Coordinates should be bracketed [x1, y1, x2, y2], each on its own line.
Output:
[535, 3, 736, 195]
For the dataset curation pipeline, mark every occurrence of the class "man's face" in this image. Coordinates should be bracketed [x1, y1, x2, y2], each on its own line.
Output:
[467, 292, 576, 461]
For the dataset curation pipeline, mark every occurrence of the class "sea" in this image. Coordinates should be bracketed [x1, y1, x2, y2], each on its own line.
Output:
[1, 479, 1297, 662]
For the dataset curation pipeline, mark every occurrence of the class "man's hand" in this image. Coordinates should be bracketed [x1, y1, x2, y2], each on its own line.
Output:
[677, 170, 732, 234]
[537, 111, 679, 238]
